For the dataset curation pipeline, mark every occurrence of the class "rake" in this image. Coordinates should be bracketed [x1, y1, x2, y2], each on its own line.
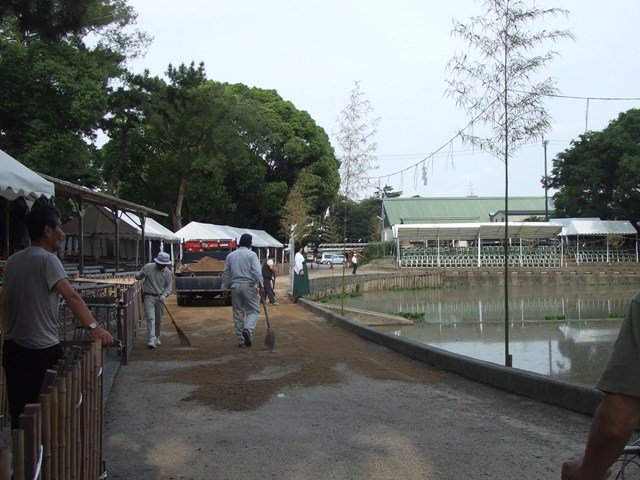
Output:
[262, 296, 275, 349]
[148, 277, 191, 346]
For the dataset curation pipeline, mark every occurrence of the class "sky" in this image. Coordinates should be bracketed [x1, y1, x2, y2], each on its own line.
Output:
[124, 0, 640, 199]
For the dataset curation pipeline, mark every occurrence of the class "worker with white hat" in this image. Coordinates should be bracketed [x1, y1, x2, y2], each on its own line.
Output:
[135, 251, 173, 348]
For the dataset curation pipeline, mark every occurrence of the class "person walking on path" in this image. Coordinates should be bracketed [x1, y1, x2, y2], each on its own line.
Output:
[292, 245, 310, 302]
[135, 251, 173, 349]
[561, 288, 640, 480]
[0, 205, 113, 429]
[262, 256, 278, 305]
[222, 234, 264, 347]
[351, 252, 358, 275]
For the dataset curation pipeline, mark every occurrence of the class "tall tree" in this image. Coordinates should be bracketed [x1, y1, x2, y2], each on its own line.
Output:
[334, 81, 379, 305]
[0, 0, 150, 183]
[550, 108, 640, 224]
[445, 0, 573, 366]
[335, 81, 379, 201]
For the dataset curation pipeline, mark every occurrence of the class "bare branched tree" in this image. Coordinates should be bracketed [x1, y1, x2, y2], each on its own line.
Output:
[334, 81, 379, 309]
[445, 0, 573, 366]
[335, 81, 380, 201]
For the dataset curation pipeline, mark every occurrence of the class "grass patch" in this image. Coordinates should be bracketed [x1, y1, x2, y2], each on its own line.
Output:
[389, 285, 446, 292]
[544, 314, 566, 321]
[392, 311, 424, 321]
[608, 312, 625, 318]
[319, 291, 364, 303]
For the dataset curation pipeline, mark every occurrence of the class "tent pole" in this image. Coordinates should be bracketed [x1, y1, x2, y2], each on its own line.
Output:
[78, 197, 84, 275]
[114, 207, 121, 273]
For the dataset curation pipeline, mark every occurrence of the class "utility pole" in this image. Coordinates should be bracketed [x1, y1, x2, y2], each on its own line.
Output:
[543, 138, 549, 221]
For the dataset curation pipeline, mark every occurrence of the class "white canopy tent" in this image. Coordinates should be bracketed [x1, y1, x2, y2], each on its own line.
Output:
[1, 149, 56, 259]
[549, 218, 638, 263]
[393, 222, 563, 242]
[0, 149, 54, 201]
[174, 221, 236, 243]
[393, 222, 565, 267]
[175, 221, 285, 262]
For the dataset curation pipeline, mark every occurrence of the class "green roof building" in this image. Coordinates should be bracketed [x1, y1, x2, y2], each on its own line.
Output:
[382, 196, 550, 230]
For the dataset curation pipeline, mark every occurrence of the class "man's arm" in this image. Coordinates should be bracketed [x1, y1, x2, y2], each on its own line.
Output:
[134, 265, 148, 281]
[160, 271, 173, 299]
[55, 279, 113, 347]
[562, 393, 640, 479]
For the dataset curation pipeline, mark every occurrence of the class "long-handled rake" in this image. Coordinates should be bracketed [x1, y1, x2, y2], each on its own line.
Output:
[148, 278, 191, 346]
[261, 296, 275, 349]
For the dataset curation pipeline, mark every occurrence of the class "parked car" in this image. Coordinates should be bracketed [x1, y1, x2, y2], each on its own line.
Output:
[327, 254, 346, 265]
[316, 252, 337, 264]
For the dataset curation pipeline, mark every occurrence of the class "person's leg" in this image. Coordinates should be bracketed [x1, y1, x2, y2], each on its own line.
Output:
[3, 340, 63, 429]
[243, 284, 261, 334]
[264, 278, 276, 303]
[154, 299, 163, 344]
[144, 295, 157, 347]
[231, 286, 246, 345]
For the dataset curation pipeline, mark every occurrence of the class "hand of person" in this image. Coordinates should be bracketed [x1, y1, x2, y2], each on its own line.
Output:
[90, 325, 114, 348]
[159, 295, 166, 303]
[259, 286, 266, 298]
[560, 452, 588, 480]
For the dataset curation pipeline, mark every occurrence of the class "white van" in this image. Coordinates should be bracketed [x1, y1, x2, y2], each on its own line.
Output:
[316, 252, 341, 264]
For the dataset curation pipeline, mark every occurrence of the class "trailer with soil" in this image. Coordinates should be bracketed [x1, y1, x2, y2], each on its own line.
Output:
[175, 240, 235, 306]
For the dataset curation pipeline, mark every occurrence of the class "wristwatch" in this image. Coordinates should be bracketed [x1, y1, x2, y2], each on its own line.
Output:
[86, 321, 98, 331]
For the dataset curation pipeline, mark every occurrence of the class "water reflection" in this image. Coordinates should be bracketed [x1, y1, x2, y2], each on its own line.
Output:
[325, 285, 639, 386]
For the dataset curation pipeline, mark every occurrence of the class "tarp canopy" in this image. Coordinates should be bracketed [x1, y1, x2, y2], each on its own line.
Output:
[393, 222, 563, 242]
[550, 218, 638, 236]
[175, 221, 284, 248]
[0, 149, 54, 201]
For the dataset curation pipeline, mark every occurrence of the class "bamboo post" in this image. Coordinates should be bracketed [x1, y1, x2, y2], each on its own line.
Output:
[0, 447, 11, 479]
[56, 375, 67, 480]
[93, 342, 104, 479]
[22, 404, 41, 480]
[90, 342, 100, 478]
[71, 362, 79, 479]
[49, 383, 59, 480]
[12, 428, 25, 480]
[40, 393, 52, 480]
[80, 351, 90, 478]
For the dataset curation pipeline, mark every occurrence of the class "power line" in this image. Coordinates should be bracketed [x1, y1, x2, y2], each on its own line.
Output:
[368, 92, 640, 186]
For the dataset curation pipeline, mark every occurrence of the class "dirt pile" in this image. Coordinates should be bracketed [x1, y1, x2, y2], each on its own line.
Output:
[181, 256, 225, 272]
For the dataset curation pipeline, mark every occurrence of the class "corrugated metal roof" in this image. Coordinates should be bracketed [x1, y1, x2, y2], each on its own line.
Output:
[383, 196, 549, 226]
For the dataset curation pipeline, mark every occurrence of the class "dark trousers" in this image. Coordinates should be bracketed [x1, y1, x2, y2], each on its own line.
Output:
[2, 339, 64, 429]
[262, 276, 276, 303]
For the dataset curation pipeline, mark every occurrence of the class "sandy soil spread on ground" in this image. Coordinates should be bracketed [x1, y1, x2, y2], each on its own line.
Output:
[131, 292, 449, 411]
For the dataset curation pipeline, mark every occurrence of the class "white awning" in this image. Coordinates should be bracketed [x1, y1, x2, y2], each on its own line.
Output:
[393, 222, 563, 241]
[0, 149, 54, 201]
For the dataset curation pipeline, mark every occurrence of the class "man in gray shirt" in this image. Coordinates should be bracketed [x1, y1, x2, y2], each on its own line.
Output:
[0, 205, 113, 429]
[222, 233, 263, 347]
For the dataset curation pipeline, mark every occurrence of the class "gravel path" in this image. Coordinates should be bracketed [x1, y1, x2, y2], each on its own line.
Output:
[103, 268, 591, 479]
